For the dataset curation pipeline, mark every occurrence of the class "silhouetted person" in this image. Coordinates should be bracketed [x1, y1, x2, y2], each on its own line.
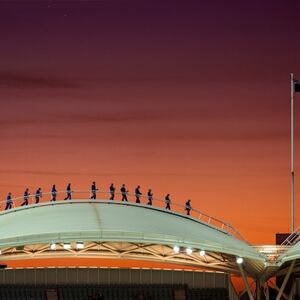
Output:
[109, 183, 115, 200]
[21, 188, 29, 206]
[51, 184, 57, 201]
[147, 189, 153, 206]
[185, 199, 191, 215]
[5, 192, 12, 210]
[35, 188, 42, 204]
[90, 181, 97, 199]
[165, 194, 171, 210]
[120, 184, 128, 201]
[135, 185, 142, 203]
[64, 183, 72, 200]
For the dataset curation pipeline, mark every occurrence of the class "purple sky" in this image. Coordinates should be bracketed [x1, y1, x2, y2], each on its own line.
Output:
[1, 0, 300, 243]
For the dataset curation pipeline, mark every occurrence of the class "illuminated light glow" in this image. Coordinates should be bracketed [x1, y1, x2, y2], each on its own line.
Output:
[76, 242, 84, 249]
[186, 247, 193, 255]
[236, 257, 243, 264]
[199, 250, 205, 256]
[50, 243, 56, 250]
[173, 245, 180, 253]
[63, 243, 71, 250]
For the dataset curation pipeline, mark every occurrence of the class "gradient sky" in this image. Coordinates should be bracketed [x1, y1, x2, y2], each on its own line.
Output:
[1, 0, 300, 245]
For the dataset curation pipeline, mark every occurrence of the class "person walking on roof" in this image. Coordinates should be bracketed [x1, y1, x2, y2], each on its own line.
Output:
[64, 183, 72, 200]
[5, 192, 12, 210]
[165, 194, 171, 210]
[147, 189, 153, 206]
[185, 199, 191, 216]
[120, 184, 128, 201]
[109, 183, 115, 200]
[35, 188, 42, 204]
[135, 185, 142, 203]
[51, 184, 57, 201]
[90, 181, 98, 199]
[21, 188, 30, 206]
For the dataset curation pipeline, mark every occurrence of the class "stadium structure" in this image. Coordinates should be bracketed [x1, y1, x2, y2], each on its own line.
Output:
[0, 191, 300, 300]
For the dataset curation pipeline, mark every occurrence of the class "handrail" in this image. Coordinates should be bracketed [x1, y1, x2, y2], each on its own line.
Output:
[0, 189, 246, 242]
[281, 226, 300, 246]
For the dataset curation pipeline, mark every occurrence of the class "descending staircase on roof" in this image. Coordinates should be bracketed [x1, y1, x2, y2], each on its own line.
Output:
[281, 226, 300, 246]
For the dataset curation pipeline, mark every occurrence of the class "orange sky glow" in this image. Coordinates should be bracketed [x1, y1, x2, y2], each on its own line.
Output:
[1, 1, 300, 269]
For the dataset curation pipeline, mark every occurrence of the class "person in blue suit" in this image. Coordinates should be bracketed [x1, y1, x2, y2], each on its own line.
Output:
[165, 194, 171, 210]
[147, 189, 153, 206]
[5, 192, 12, 210]
[120, 184, 128, 201]
[109, 183, 115, 200]
[21, 188, 30, 206]
[35, 188, 42, 204]
[135, 186, 142, 203]
[51, 184, 57, 201]
[90, 181, 98, 199]
[64, 183, 72, 200]
[185, 199, 191, 215]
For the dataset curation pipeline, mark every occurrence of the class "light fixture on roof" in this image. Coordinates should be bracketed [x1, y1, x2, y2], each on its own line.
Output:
[50, 243, 56, 250]
[186, 247, 193, 255]
[76, 242, 84, 249]
[236, 257, 243, 264]
[173, 245, 180, 253]
[199, 250, 206, 256]
[63, 243, 71, 250]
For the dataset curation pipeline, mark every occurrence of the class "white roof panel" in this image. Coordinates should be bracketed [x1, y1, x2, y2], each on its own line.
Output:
[0, 200, 263, 263]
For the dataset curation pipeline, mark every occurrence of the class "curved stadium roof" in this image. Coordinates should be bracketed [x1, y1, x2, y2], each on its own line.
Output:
[0, 200, 266, 276]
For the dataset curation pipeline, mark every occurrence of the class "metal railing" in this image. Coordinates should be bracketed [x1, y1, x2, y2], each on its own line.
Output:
[281, 226, 300, 246]
[0, 189, 246, 242]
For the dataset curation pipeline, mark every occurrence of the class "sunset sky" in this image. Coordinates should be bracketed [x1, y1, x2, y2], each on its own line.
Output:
[1, 1, 300, 245]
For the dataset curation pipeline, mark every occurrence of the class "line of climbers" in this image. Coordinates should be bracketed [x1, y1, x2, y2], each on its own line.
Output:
[3, 182, 192, 215]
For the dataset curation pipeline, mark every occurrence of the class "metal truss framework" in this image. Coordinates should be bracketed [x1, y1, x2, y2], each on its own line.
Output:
[3, 199, 300, 299]
[0, 241, 241, 274]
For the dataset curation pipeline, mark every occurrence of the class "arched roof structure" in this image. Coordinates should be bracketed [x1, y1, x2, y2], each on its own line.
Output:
[0, 200, 266, 276]
[2, 194, 300, 300]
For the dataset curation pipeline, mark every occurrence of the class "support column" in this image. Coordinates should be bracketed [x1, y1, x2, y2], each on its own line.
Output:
[238, 265, 254, 300]
[276, 260, 295, 300]
[288, 278, 296, 300]
[274, 285, 288, 300]
[256, 280, 261, 300]
[266, 284, 269, 300]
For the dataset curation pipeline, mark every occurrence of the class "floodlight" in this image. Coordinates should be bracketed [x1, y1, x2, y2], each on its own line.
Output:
[63, 243, 71, 250]
[173, 245, 180, 253]
[76, 242, 84, 249]
[186, 247, 193, 255]
[236, 257, 243, 264]
[199, 250, 206, 256]
[50, 243, 56, 250]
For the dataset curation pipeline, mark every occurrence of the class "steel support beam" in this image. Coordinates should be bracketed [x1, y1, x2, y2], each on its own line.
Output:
[238, 265, 254, 300]
[256, 280, 261, 300]
[288, 279, 296, 300]
[266, 284, 269, 300]
[276, 260, 295, 300]
[274, 285, 288, 300]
